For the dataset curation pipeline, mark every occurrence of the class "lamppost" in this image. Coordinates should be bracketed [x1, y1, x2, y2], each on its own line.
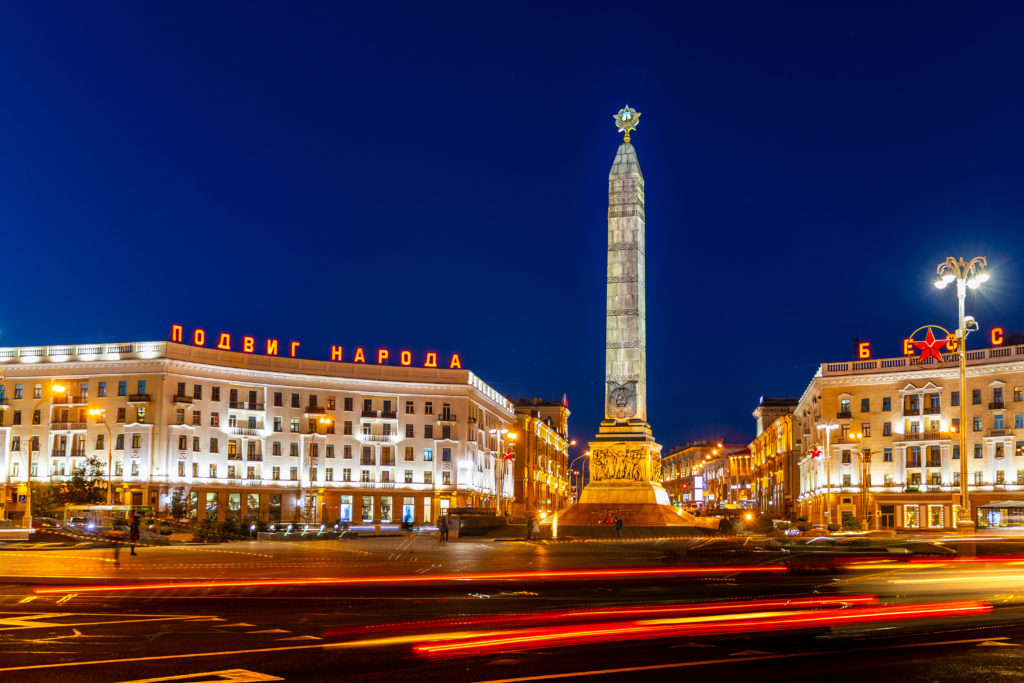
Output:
[848, 431, 872, 530]
[23, 383, 66, 528]
[934, 256, 989, 533]
[88, 408, 113, 505]
[306, 416, 331, 525]
[816, 419, 838, 527]
[489, 427, 518, 515]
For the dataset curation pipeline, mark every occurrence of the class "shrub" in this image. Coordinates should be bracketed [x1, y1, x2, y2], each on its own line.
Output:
[842, 517, 862, 532]
[775, 522, 791, 531]
[797, 515, 809, 523]
[797, 523, 812, 533]
[826, 523, 840, 532]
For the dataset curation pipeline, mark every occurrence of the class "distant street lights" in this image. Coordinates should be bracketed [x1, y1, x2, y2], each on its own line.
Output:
[88, 408, 114, 505]
[816, 419, 838, 526]
[934, 256, 989, 533]
[23, 383, 66, 528]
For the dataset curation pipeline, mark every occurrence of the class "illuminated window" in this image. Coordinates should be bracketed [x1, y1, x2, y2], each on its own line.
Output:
[442, 471, 451, 485]
[424, 448, 433, 461]
[327, 396, 336, 410]
[861, 423, 871, 437]
[210, 464, 217, 478]
[928, 505, 943, 528]
[131, 434, 142, 449]
[290, 418, 299, 433]
[1016, 387, 1023, 402]
[424, 471, 433, 484]
[974, 471, 984, 485]
[996, 470, 1005, 485]
[343, 468, 352, 482]
[405, 469, 413, 483]
[842, 474, 851, 486]
[995, 414, 1005, 430]
[290, 442, 298, 457]
[272, 466, 280, 480]
[904, 506, 919, 528]
[974, 443, 983, 458]
[405, 401, 414, 414]
[192, 410, 201, 426]
[405, 447, 414, 461]
[973, 417, 982, 432]
[290, 467, 298, 481]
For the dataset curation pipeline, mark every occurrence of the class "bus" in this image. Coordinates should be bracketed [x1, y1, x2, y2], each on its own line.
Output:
[62, 505, 154, 531]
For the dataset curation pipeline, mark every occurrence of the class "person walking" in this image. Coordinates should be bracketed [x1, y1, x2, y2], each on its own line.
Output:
[129, 512, 141, 556]
[615, 515, 623, 539]
[438, 515, 448, 542]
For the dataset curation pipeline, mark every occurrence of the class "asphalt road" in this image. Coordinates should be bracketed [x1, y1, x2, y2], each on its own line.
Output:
[3, 535, 1024, 681]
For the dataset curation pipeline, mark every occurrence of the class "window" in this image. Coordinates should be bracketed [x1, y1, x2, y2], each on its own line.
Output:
[974, 443, 983, 459]
[115, 434, 124, 450]
[192, 410, 201, 426]
[927, 445, 941, 467]
[954, 471, 961, 485]
[860, 398, 870, 412]
[1017, 415, 1024, 429]
[97, 382, 106, 397]
[405, 424, 415, 438]
[210, 411, 220, 427]
[31, 409, 40, 425]
[383, 400, 392, 414]
[442, 447, 451, 462]
[361, 423, 372, 436]
[839, 398, 851, 415]
[11, 410, 20, 425]
[972, 417, 982, 432]
[861, 423, 871, 438]
[210, 438, 219, 453]
[996, 470, 1005, 485]
[928, 394, 941, 412]
[904, 506, 919, 528]
[209, 464, 218, 478]
[442, 471, 451, 485]
[953, 444, 960, 459]
[994, 387, 1004, 404]
[361, 447, 375, 466]
[193, 436, 201, 452]
[975, 471, 984, 485]
[883, 447, 893, 462]
[424, 402, 433, 415]
[972, 389, 982, 405]
[290, 418, 299, 433]
[995, 414, 1005, 430]
[176, 408, 185, 424]
[363, 398, 373, 413]
[405, 401, 414, 414]
[882, 421, 892, 436]
[118, 381, 127, 396]
[928, 505, 943, 528]
[1018, 441, 1024, 456]
[272, 466, 280, 480]
[907, 447, 921, 468]
[405, 469, 413, 483]
[405, 447, 414, 461]
[424, 425, 433, 439]
[343, 445, 352, 459]
[424, 471, 433, 484]
[311, 467, 318, 482]
[996, 442, 1005, 458]
[424, 447, 433, 461]
[842, 474, 851, 486]
[343, 468, 352, 482]
[130, 461, 139, 477]
[1018, 471, 1024, 485]
[441, 425, 452, 440]
[272, 442, 281, 456]
[381, 447, 394, 466]
[1016, 386, 1023, 402]
[10, 436, 20, 451]
[327, 445, 335, 458]
[96, 433, 104, 450]
[326, 467, 333, 481]
[291, 393, 300, 408]
[951, 391, 960, 407]
[274, 417, 282, 432]
[881, 396, 891, 412]
[344, 397, 353, 411]
[272, 392, 282, 407]
[841, 450, 851, 464]
[327, 396, 336, 410]
[361, 469, 373, 483]
[290, 467, 298, 481]
[131, 433, 141, 449]
[381, 470, 391, 483]
[290, 442, 299, 457]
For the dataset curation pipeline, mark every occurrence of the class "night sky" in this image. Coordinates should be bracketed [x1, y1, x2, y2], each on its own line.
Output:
[3, 3, 1024, 455]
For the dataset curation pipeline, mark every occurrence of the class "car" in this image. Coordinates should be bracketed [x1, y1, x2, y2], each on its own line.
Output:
[66, 517, 90, 528]
[31, 517, 59, 529]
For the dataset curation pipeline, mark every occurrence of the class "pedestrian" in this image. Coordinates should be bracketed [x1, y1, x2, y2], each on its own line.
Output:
[525, 514, 534, 540]
[111, 521, 122, 567]
[531, 516, 540, 540]
[615, 515, 623, 539]
[438, 515, 448, 542]
[129, 512, 140, 556]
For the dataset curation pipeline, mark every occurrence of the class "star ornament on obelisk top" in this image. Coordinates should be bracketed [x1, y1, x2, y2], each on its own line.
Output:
[613, 105, 641, 142]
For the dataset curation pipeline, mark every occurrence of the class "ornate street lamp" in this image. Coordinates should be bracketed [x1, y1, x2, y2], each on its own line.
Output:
[88, 408, 114, 505]
[23, 383, 66, 528]
[934, 256, 989, 533]
[816, 419, 838, 526]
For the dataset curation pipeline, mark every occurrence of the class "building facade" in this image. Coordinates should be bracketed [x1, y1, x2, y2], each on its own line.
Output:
[750, 397, 799, 517]
[0, 340, 513, 526]
[795, 343, 1024, 531]
[511, 398, 571, 519]
[661, 440, 740, 509]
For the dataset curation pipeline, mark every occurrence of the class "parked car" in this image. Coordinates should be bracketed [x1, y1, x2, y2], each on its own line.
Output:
[32, 517, 59, 529]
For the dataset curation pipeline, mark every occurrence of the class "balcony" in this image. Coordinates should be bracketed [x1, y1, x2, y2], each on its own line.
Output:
[50, 422, 87, 432]
[923, 407, 941, 415]
[903, 407, 920, 416]
[71, 448, 86, 457]
[0, 399, 8, 409]
[836, 411, 852, 420]
[50, 449, 66, 458]
[127, 394, 151, 404]
[989, 402, 1006, 410]
[52, 395, 88, 406]
[172, 394, 193, 405]
[361, 410, 398, 420]
[229, 401, 265, 411]
[246, 454, 263, 462]
[357, 433, 401, 444]
[436, 414, 457, 424]
[897, 431, 948, 442]
[229, 426, 264, 438]
[988, 428, 1013, 437]
[304, 405, 326, 416]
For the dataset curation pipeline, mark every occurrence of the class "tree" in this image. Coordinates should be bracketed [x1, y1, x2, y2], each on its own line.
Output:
[31, 483, 63, 517]
[61, 456, 107, 505]
[170, 487, 186, 520]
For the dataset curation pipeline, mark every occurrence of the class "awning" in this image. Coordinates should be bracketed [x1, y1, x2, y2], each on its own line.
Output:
[977, 500, 1024, 509]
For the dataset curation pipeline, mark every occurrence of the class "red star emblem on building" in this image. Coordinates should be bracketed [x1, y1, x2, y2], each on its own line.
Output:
[809, 446, 823, 459]
[914, 328, 946, 363]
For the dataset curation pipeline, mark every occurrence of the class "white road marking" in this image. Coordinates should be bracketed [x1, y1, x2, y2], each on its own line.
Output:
[114, 668, 284, 682]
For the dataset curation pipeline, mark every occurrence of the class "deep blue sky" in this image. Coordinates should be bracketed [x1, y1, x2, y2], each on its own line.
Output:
[3, 3, 1024, 453]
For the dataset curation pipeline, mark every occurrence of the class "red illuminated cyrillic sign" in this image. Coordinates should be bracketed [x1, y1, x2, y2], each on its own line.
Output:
[170, 325, 462, 369]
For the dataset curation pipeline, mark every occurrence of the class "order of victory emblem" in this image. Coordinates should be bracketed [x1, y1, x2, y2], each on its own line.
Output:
[613, 105, 641, 142]
[907, 325, 955, 367]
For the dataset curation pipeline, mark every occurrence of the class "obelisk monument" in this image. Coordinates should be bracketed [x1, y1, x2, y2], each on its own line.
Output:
[555, 107, 694, 527]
